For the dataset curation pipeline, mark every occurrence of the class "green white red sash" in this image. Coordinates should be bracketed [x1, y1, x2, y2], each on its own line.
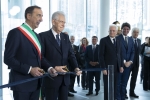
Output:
[18, 24, 41, 59]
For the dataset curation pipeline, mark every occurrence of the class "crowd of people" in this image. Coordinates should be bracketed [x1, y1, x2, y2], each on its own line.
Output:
[3, 5, 150, 100]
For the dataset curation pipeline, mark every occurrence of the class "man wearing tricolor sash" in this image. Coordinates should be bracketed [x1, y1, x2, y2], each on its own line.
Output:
[4, 6, 57, 100]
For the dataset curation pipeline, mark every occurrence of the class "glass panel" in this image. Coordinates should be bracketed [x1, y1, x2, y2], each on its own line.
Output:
[50, 0, 86, 45]
[87, 0, 100, 44]
[32, 0, 50, 33]
[110, 0, 143, 37]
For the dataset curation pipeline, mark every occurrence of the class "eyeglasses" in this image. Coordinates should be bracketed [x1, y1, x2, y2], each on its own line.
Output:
[55, 19, 66, 24]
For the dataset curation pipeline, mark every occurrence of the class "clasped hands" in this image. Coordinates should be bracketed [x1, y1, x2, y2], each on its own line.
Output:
[89, 61, 99, 66]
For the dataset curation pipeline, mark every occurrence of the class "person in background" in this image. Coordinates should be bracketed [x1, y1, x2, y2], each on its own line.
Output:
[39, 11, 81, 100]
[113, 21, 121, 35]
[140, 37, 149, 84]
[99, 24, 123, 100]
[127, 27, 141, 98]
[141, 37, 150, 91]
[79, 37, 89, 90]
[68, 35, 82, 97]
[85, 36, 101, 96]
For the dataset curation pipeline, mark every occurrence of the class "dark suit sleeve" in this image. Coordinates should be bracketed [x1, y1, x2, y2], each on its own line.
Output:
[39, 33, 52, 71]
[84, 46, 90, 63]
[99, 38, 106, 69]
[4, 29, 30, 74]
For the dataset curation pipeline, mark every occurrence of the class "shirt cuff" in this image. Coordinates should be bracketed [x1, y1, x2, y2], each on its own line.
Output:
[48, 67, 53, 72]
[124, 60, 126, 63]
[129, 61, 133, 64]
[28, 66, 32, 74]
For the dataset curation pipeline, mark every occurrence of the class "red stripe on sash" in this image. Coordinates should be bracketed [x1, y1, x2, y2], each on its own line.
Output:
[18, 27, 41, 59]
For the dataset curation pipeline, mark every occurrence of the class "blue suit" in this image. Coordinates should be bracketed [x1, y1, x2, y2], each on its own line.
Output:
[84, 45, 100, 93]
[39, 29, 78, 100]
[116, 34, 134, 100]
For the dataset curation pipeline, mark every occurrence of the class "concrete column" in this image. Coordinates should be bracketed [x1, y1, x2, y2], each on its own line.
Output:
[99, 0, 110, 38]
[99, 0, 110, 88]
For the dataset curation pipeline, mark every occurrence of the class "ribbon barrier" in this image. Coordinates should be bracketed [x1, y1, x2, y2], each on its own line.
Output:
[0, 66, 114, 100]
[0, 73, 53, 89]
[108, 65, 114, 100]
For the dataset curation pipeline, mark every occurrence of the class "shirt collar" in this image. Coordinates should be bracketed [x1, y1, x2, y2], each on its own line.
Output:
[52, 28, 61, 39]
[122, 34, 128, 39]
[24, 22, 33, 30]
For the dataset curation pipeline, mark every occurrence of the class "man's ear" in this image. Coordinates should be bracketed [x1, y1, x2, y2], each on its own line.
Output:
[27, 13, 31, 20]
[52, 19, 55, 26]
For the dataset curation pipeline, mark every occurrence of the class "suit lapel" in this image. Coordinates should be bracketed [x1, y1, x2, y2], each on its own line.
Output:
[47, 30, 61, 54]
[106, 36, 115, 48]
[60, 33, 66, 55]
[120, 34, 128, 49]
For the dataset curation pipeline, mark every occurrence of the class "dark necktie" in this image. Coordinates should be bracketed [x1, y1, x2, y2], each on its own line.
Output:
[125, 36, 128, 49]
[134, 39, 137, 50]
[56, 34, 60, 46]
[93, 45, 96, 61]
[113, 39, 116, 47]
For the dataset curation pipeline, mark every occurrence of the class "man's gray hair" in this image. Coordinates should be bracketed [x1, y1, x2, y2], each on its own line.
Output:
[52, 11, 65, 20]
[109, 24, 118, 31]
[70, 35, 75, 39]
[131, 27, 139, 33]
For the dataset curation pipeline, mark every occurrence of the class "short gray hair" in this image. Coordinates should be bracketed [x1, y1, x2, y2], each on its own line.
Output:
[70, 35, 75, 39]
[109, 24, 118, 31]
[52, 11, 65, 20]
[131, 27, 139, 33]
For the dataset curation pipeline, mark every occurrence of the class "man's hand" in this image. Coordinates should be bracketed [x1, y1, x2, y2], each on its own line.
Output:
[103, 70, 107, 75]
[30, 67, 43, 77]
[120, 67, 124, 73]
[55, 66, 67, 73]
[49, 68, 58, 77]
[89, 61, 95, 66]
[75, 68, 82, 76]
[124, 61, 132, 67]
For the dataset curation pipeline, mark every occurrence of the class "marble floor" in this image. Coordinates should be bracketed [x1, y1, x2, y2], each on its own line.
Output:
[1, 67, 150, 100]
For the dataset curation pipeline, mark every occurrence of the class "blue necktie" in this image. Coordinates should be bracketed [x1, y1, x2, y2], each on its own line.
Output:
[56, 34, 60, 46]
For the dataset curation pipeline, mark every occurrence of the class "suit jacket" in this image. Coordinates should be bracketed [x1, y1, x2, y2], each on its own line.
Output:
[4, 27, 48, 92]
[84, 45, 100, 68]
[130, 37, 141, 67]
[39, 29, 78, 87]
[117, 34, 134, 64]
[99, 36, 123, 71]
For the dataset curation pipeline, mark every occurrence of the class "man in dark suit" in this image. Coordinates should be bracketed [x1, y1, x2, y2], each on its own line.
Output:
[127, 27, 141, 98]
[99, 24, 123, 100]
[116, 22, 134, 100]
[4, 6, 56, 100]
[39, 11, 81, 100]
[85, 36, 101, 96]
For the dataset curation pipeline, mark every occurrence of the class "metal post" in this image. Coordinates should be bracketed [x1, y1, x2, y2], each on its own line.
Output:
[108, 65, 114, 100]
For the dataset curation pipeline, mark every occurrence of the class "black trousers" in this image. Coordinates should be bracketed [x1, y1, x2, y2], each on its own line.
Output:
[13, 89, 40, 100]
[143, 56, 150, 90]
[81, 71, 88, 89]
[88, 71, 100, 93]
[69, 74, 76, 91]
[129, 62, 139, 93]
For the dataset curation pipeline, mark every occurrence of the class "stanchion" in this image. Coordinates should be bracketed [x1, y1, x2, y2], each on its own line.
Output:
[108, 65, 114, 100]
